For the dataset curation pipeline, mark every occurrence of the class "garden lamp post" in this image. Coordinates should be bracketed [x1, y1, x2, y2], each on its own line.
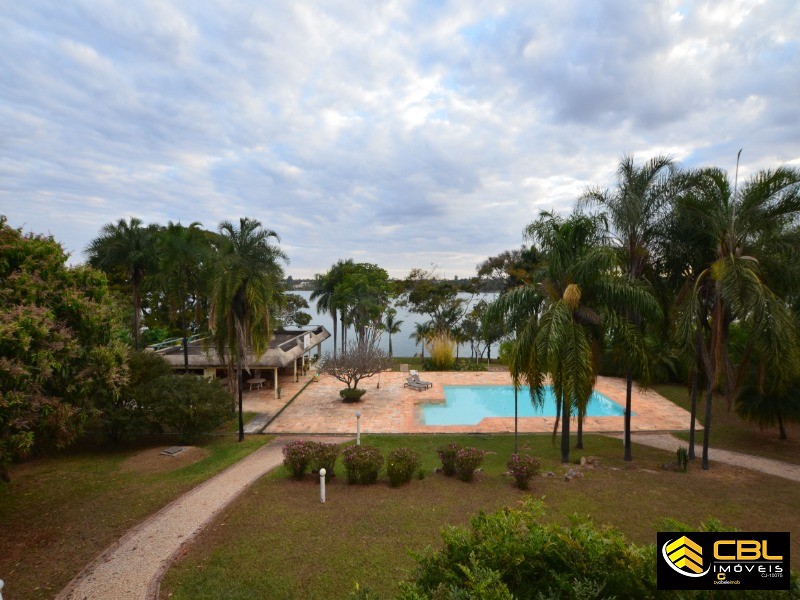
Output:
[355, 411, 362, 445]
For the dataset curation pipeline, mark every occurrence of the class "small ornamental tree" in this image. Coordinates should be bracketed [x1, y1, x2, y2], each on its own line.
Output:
[319, 327, 392, 402]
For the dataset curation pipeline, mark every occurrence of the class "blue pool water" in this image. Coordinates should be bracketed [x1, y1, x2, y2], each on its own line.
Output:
[422, 385, 628, 426]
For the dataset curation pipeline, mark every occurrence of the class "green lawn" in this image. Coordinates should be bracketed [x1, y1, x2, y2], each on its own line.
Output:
[0, 430, 271, 600]
[652, 383, 800, 464]
[160, 434, 800, 599]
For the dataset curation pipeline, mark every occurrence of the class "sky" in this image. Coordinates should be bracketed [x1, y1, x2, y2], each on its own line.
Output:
[1, 1, 799, 278]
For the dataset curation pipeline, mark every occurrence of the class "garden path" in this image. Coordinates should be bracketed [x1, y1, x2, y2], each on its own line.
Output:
[56, 436, 349, 600]
[617, 433, 800, 483]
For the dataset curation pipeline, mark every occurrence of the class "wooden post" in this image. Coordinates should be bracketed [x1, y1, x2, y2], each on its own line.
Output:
[274, 367, 279, 400]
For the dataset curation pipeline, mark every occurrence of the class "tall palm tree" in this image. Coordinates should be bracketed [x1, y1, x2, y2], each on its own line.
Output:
[487, 212, 659, 463]
[581, 154, 677, 461]
[86, 217, 157, 350]
[675, 164, 800, 469]
[209, 218, 287, 442]
[310, 272, 337, 359]
[311, 259, 354, 359]
[151, 221, 209, 372]
[381, 307, 404, 356]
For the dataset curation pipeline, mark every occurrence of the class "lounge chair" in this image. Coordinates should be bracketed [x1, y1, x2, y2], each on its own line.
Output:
[411, 373, 433, 389]
[403, 376, 428, 391]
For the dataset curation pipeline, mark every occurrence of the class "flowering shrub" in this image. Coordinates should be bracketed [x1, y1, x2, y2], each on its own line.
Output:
[437, 443, 462, 476]
[506, 453, 541, 490]
[342, 444, 384, 484]
[387, 447, 421, 487]
[282, 440, 316, 480]
[312, 442, 340, 478]
[454, 447, 487, 482]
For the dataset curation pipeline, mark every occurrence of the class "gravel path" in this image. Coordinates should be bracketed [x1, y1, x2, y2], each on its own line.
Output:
[619, 433, 800, 482]
[57, 436, 349, 600]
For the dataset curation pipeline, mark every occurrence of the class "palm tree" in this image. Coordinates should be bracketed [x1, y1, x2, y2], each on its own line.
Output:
[209, 218, 287, 442]
[311, 259, 354, 359]
[310, 272, 337, 359]
[581, 154, 677, 461]
[86, 217, 157, 350]
[487, 212, 659, 463]
[410, 322, 432, 358]
[674, 164, 800, 469]
[151, 221, 209, 372]
[381, 307, 404, 356]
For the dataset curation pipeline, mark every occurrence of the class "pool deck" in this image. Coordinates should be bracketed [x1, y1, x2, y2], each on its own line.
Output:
[262, 371, 698, 435]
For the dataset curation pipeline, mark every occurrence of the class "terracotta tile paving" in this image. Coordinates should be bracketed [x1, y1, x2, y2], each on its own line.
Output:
[264, 371, 700, 435]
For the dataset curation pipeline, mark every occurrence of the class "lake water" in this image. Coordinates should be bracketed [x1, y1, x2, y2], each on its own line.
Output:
[292, 290, 499, 359]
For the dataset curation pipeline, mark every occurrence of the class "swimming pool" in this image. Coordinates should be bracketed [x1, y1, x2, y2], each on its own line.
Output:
[421, 385, 628, 426]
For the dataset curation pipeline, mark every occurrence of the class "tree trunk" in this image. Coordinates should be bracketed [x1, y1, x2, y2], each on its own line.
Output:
[133, 281, 140, 351]
[332, 310, 338, 360]
[624, 366, 633, 461]
[688, 370, 699, 460]
[778, 410, 787, 440]
[701, 381, 713, 470]
[576, 406, 584, 450]
[388, 335, 393, 356]
[560, 393, 571, 463]
[237, 355, 244, 442]
[182, 310, 189, 373]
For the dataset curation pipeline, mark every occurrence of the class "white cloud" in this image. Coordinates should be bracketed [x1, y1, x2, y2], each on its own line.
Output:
[1, 0, 799, 277]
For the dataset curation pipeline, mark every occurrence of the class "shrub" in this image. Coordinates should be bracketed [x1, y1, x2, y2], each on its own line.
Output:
[342, 444, 384, 484]
[424, 333, 456, 371]
[144, 374, 230, 441]
[677, 446, 689, 472]
[312, 442, 340, 478]
[282, 440, 316, 480]
[339, 388, 367, 402]
[453, 360, 487, 372]
[386, 447, 421, 487]
[399, 499, 655, 599]
[455, 447, 487, 482]
[506, 453, 541, 490]
[437, 442, 462, 476]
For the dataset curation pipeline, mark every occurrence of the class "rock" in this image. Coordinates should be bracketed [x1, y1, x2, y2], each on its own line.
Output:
[580, 456, 587, 466]
[543, 471, 555, 478]
[433, 467, 443, 474]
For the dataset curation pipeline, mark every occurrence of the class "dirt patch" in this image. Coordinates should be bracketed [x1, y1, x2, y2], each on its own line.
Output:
[121, 446, 210, 474]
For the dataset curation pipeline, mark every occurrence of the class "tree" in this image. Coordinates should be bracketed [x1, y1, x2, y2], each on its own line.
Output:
[486, 212, 659, 462]
[333, 262, 391, 346]
[86, 217, 158, 350]
[310, 259, 353, 359]
[410, 321, 433, 358]
[0, 218, 128, 481]
[380, 307, 404, 356]
[150, 221, 211, 371]
[209, 218, 287, 442]
[399, 268, 466, 333]
[580, 154, 676, 461]
[319, 327, 392, 401]
[674, 164, 800, 469]
[276, 292, 312, 327]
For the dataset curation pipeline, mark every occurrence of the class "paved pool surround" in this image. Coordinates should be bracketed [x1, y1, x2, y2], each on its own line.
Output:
[263, 371, 698, 435]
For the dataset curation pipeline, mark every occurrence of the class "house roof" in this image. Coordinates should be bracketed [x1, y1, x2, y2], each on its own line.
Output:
[153, 325, 330, 369]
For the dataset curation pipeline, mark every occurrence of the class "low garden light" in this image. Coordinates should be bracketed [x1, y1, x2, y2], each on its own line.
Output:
[319, 468, 326, 503]
[355, 411, 362, 445]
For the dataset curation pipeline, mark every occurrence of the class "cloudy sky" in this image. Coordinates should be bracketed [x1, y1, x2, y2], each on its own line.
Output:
[2, 1, 799, 278]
